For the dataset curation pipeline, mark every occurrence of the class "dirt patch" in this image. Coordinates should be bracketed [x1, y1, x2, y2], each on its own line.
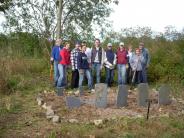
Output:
[41, 88, 184, 122]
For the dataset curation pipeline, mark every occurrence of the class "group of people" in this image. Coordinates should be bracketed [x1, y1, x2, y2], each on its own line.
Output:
[50, 38, 150, 92]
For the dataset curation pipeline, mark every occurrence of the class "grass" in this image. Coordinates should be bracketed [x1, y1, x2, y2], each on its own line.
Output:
[0, 57, 184, 138]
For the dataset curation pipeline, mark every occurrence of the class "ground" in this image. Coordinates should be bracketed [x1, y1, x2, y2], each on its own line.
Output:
[1, 74, 184, 138]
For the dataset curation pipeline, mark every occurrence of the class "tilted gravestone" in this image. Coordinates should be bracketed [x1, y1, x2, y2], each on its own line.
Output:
[66, 96, 81, 109]
[116, 85, 128, 107]
[95, 83, 108, 108]
[56, 87, 64, 96]
[137, 83, 149, 107]
[158, 84, 171, 105]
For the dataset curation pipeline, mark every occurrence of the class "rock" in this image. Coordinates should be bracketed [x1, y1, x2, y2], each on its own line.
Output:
[94, 119, 103, 126]
[46, 105, 52, 110]
[68, 119, 79, 123]
[44, 90, 47, 93]
[46, 109, 54, 119]
[37, 97, 44, 106]
[182, 110, 184, 114]
[52, 115, 60, 123]
[42, 103, 47, 109]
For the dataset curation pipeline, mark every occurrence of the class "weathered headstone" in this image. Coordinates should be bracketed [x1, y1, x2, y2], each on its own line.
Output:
[137, 83, 149, 107]
[56, 87, 64, 96]
[95, 83, 108, 108]
[158, 84, 171, 105]
[66, 96, 81, 109]
[116, 85, 128, 107]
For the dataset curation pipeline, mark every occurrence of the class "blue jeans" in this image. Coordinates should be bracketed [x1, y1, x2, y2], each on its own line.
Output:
[54, 61, 59, 85]
[57, 64, 67, 87]
[92, 63, 101, 83]
[79, 69, 92, 89]
[117, 64, 127, 85]
[105, 68, 114, 87]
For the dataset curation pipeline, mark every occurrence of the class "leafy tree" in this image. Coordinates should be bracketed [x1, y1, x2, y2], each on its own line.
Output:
[4, 0, 119, 40]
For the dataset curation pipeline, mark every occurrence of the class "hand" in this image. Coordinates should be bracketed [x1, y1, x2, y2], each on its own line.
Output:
[50, 60, 54, 65]
[100, 65, 103, 70]
[79, 69, 84, 74]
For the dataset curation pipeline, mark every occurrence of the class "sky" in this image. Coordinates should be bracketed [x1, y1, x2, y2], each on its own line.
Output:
[0, 0, 184, 33]
[108, 0, 184, 32]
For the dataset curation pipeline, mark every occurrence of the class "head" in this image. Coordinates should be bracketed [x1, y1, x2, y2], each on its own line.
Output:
[55, 39, 62, 46]
[94, 38, 100, 47]
[107, 43, 112, 50]
[135, 48, 141, 55]
[119, 42, 125, 49]
[75, 41, 81, 49]
[65, 42, 70, 50]
[81, 45, 87, 52]
[128, 44, 132, 52]
[139, 42, 144, 50]
[82, 41, 87, 47]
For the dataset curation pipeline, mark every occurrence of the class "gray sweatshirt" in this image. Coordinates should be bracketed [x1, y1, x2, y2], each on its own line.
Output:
[130, 54, 145, 71]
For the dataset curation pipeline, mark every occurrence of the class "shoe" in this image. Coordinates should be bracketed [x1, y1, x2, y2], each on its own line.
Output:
[91, 89, 95, 93]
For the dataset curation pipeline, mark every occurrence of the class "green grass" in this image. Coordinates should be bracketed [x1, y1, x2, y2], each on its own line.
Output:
[0, 58, 184, 138]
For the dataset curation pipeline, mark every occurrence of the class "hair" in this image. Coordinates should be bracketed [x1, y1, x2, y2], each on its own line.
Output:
[65, 42, 70, 46]
[135, 48, 140, 52]
[95, 38, 100, 43]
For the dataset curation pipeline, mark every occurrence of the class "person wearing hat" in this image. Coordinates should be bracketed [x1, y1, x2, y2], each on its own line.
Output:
[70, 41, 81, 89]
[91, 38, 105, 83]
[116, 42, 128, 85]
[104, 43, 117, 87]
[50, 38, 63, 87]
[139, 42, 150, 83]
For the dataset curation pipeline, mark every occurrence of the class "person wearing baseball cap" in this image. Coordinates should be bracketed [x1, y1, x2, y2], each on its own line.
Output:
[116, 42, 128, 85]
[104, 43, 117, 87]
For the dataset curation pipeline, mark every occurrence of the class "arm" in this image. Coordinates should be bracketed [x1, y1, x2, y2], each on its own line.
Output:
[101, 48, 105, 68]
[113, 53, 117, 65]
[77, 53, 82, 70]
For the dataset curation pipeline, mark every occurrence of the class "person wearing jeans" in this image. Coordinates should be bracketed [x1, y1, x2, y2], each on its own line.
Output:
[57, 42, 71, 88]
[50, 39, 63, 86]
[91, 39, 104, 84]
[116, 42, 128, 85]
[139, 42, 150, 83]
[104, 43, 117, 87]
[78, 45, 93, 92]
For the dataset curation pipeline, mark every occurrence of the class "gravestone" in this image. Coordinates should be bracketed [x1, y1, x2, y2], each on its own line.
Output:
[56, 87, 64, 96]
[95, 83, 108, 108]
[116, 85, 128, 107]
[66, 96, 81, 109]
[158, 84, 171, 105]
[137, 83, 149, 107]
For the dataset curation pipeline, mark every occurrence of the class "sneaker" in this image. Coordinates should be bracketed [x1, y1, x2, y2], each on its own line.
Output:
[91, 89, 95, 93]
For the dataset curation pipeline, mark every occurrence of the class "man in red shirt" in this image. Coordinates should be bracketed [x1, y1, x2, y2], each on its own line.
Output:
[116, 42, 128, 85]
[57, 42, 71, 88]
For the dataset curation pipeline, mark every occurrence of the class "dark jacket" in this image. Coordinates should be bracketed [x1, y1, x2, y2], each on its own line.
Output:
[91, 47, 102, 63]
[78, 52, 89, 69]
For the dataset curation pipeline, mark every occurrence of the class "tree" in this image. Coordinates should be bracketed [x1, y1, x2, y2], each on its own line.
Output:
[4, 0, 119, 40]
[0, 0, 12, 13]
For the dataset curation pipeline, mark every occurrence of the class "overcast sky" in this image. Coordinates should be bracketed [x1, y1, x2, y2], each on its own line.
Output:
[108, 0, 184, 32]
[1, 0, 184, 33]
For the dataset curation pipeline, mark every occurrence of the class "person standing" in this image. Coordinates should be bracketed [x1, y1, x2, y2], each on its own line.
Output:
[70, 42, 81, 89]
[91, 38, 105, 83]
[139, 42, 150, 83]
[50, 39, 63, 86]
[116, 42, 128, 85]
[104, 43, 117, 87]
[130, 48, 145, 84]
[126, 44, 133, 84]
[57, 42, 71, 88]
[78, 45, 93, 92]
